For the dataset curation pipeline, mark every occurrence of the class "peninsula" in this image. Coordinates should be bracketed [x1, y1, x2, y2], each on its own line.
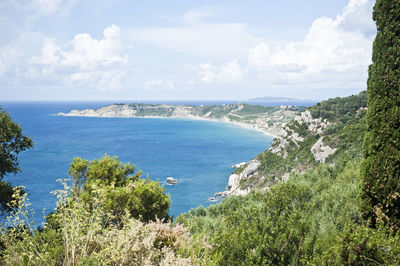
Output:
[58, 103, 306, 136]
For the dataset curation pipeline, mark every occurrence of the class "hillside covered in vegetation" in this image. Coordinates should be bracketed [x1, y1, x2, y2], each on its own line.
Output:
[220, 91, 367, 196]
[177, 91, 400, 264]
[58, 103, 305, 136]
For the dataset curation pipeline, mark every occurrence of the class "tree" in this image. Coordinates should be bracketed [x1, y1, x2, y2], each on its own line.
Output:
[68, 155, 171, 222]
[362, 0, 400, 230]
[0, 107, 33, 212]
[1, 158, 191, 265]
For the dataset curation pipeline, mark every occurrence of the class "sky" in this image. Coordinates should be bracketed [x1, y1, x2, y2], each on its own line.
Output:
[0, 0, 376, 101]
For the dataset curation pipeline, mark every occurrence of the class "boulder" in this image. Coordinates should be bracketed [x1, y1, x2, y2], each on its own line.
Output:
[166, 177, 179, 185]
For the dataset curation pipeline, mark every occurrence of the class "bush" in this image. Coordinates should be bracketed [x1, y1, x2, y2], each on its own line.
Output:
[70, 155, 170, 222]
[0, 156, 203, 265]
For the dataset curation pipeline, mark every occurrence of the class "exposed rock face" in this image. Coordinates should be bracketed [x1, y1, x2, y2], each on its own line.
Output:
[220, 160, 261, 197]
[221, 92, 367, 198]
[294, 110, 330, 135]
[220, 109, 334, 195]
[268, 110, 330, 158]
[311, 137, 336, 163]
[232, 162, 246, 169]
[227, 174, 240, 191]
[267, 128, 290, 157]
[281, 172, 290, 182]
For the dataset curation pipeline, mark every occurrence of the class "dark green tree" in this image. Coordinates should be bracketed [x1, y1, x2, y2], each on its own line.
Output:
[0, 107, 33, 212]
[68, 155, 171, 222]
[362, 0, 400, 230]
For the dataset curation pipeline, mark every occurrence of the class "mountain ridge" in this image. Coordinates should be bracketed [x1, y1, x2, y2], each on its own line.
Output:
[247, 96, 315, 103]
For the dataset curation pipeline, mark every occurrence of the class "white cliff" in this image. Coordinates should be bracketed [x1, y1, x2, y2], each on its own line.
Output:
[218, 160, 261, 197]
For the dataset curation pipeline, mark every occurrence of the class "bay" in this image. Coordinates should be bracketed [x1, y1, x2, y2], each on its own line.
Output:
[1, 102, 273, 224]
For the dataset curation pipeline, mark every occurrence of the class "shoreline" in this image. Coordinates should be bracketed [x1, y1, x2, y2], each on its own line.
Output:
[57, 107, 283, 201]
[58, 113, 277, 138]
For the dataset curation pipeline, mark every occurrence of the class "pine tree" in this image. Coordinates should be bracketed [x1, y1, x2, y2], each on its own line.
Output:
[362, 0, 400, 230]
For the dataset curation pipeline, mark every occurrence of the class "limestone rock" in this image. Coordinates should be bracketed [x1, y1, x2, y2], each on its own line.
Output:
[219, 160, 261, 197]
[311, 137, 336, 163]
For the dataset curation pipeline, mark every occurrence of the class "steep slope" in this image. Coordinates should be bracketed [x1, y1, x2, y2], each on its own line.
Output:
[223, 91, 367, 196]
[175, 91, 396, 265]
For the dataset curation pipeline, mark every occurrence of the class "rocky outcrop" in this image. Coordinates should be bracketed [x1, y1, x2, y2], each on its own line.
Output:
[267, 110, 330, 158]
[294, 110, 330, 134]
[232, 162, 246, 169]
[311, 137, 336, 163]
[219, 109, 334, 196]
[281, 172, 290, 182]
[166, 177, 179, 185]
[221, 92, 367, 198]
[218, 160, 261, 197]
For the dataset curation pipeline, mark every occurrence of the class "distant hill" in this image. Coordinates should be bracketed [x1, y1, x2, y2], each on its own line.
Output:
[247, 96, 315, 103]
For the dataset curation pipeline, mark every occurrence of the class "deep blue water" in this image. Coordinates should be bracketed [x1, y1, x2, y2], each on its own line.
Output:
[1, 102, 273, 224]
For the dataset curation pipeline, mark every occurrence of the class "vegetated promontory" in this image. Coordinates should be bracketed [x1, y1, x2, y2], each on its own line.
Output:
[58, 103, 306, 136]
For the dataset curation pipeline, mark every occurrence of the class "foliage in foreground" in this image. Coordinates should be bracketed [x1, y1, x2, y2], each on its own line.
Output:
[2, 148, 400, 265]
[177, 159, 400, 265]
[0, 156, 204, 265]
[0, 106, 33, 213]
[68, 155, 171, 222]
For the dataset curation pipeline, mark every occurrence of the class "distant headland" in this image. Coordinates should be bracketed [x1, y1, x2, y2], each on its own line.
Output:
[58, 103, 306, 137]
[247, 96, 315, 104]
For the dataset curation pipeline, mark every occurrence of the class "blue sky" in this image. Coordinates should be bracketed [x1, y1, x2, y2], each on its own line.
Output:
[0, 0, 376, 101]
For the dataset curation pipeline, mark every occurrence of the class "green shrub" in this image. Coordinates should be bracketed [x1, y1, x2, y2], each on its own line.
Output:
[0, 157, 202, 265]
[70, 155, 170, 222]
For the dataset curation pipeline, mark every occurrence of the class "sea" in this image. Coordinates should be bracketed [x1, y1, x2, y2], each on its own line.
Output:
[0, 100, 313, 225]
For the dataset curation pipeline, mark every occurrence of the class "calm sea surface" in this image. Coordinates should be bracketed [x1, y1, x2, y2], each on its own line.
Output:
[1, 101, 273, 223]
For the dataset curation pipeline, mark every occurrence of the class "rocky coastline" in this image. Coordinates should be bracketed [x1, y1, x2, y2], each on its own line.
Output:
[58, 102, 308, 201]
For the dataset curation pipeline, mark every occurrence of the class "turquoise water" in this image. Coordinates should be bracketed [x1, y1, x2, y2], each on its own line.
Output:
[1, 102, 272, 223]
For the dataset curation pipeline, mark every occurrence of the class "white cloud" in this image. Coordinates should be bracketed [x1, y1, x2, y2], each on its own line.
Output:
[1, 0, 63, 14]
[33, 0, 62, 14]
[144, 80, 175, 91]
[32, 38, 61, 65]
[182, 6, 218, 24]
[247, 0, 375, 89]
[0, 61, 5, 77]
[144, 79, 197, 92]
[61, 25, 128, 69]
[33, 25, 127, 69]
[31, 25, 129, 91]
[128, 8, 261, 59]
[199, 59, 243, 84]
[0, 0, 376, 100]
[0, 46, 26, 79]
[198, 63, 216, 83]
